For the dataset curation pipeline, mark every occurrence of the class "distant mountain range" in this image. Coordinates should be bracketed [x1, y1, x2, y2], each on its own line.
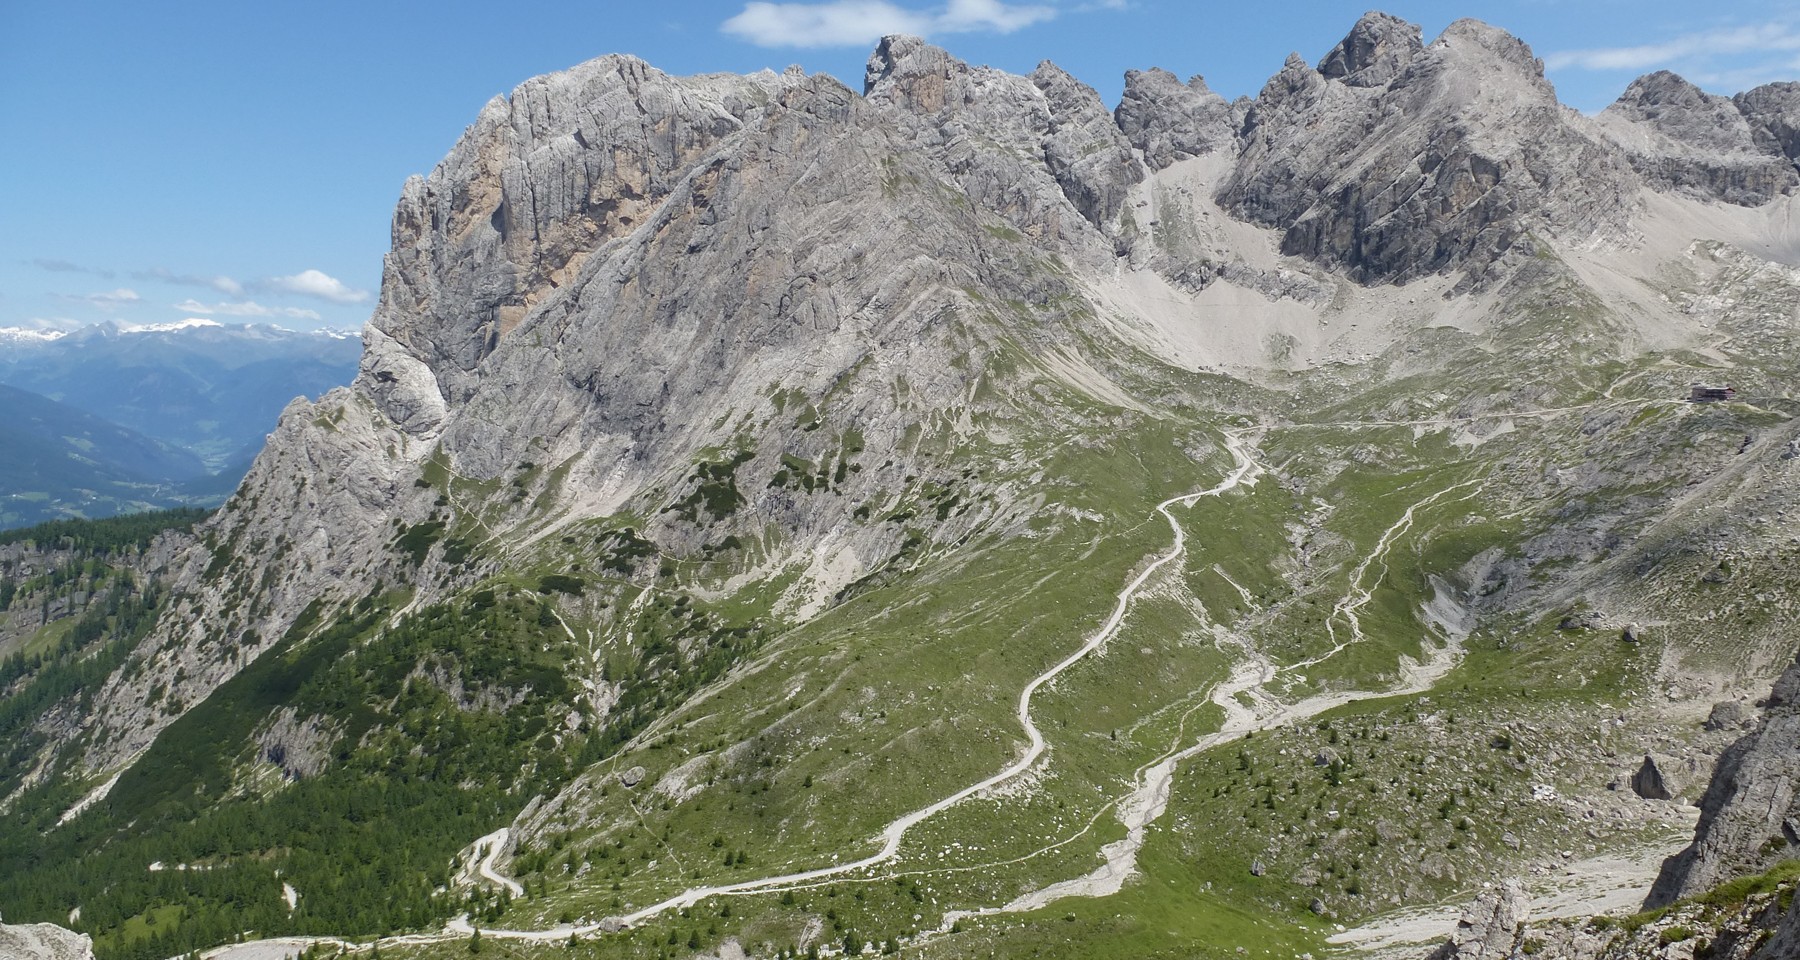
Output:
[0, 383, 207, 528]
[0, 320, 361, 527]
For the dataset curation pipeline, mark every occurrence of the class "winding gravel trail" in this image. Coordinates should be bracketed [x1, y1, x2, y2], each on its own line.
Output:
[600, 427, 1266, 924]
[175, 430, 1266, 959]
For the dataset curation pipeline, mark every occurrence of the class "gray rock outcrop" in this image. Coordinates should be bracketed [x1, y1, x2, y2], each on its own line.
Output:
[1735, 82, 1800, 163]
[1647, 653, 1800, 907]
[1707, 700, 1752, 731]
[255, 707, 342, 780]
[1427, 881, 1528, 959]
[1317, 10, 1422, 87]
[862, 35, 1140, 243]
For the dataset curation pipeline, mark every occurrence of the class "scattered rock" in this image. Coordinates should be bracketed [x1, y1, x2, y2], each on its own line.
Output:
[1250, 859, 1266, 877]
[1557, 609, 1608, 631]
[1309, 897, 1328, 916]
[1621, 622, 1642, 644]
[619, 766, 646, 788]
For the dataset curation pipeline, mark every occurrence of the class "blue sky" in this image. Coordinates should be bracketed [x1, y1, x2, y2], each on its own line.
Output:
[4, 0, 1798, 333]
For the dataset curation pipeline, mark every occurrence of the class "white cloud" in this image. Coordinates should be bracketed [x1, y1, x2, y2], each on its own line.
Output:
[262, 269, 369, 304]
[725, 1, 928, 46]
[61, 288, 142, 310]
[1545, 21, 1800, 73]
[937, 0, 1054, 32]
[134, 267, 243, 295]
[1690, 56, 1800, 93]
[175, 298, 323, 321]
[722, 0, 1054, 48]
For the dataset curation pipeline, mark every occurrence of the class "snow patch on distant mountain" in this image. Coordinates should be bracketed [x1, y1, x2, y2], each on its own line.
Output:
[119, 318, 223, 334]
[0, 328, 70, 342]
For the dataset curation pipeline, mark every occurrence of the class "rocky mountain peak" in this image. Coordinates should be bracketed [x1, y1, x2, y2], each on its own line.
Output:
[1029, 60, 1144, 225]
[1607, 70, 1762, 155]
[365, 53, 792, 436]
[1596, 69, 1796, 204]
[861, 35, 1138, 237]
[1222, 13, 1632, 286]
[1616, 70, 1712, 111]
[1317, 10, 1421, 87]
[1433, 18, 1546, 80]
[861, 33, 954, 102]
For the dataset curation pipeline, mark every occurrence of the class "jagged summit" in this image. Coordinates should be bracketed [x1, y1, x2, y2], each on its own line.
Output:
[1316, 10, 1421, 86]
[1113, 67, 1236, 169]
[1224, 13, 1632, 284]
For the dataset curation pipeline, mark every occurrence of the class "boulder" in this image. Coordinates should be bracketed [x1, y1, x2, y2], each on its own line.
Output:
[1706, 700, 1752, 732]
[1631, 753, 1683, 801]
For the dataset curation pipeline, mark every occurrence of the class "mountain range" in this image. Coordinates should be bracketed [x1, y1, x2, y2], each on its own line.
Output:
[0, 320, 362, 527]
[3, 12, 1800, 960]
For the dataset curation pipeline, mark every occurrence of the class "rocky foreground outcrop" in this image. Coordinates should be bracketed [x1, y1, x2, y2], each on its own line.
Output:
[1647, 654, 1800, 907]
[1423, 655, 1800, 959]
[0, 922, 94, 960]
[1426, 882, 1528, 959]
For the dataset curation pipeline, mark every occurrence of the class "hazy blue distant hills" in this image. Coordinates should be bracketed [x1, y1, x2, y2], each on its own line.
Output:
[0, 320, 362, 471]
[0, 382, 215, 528]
